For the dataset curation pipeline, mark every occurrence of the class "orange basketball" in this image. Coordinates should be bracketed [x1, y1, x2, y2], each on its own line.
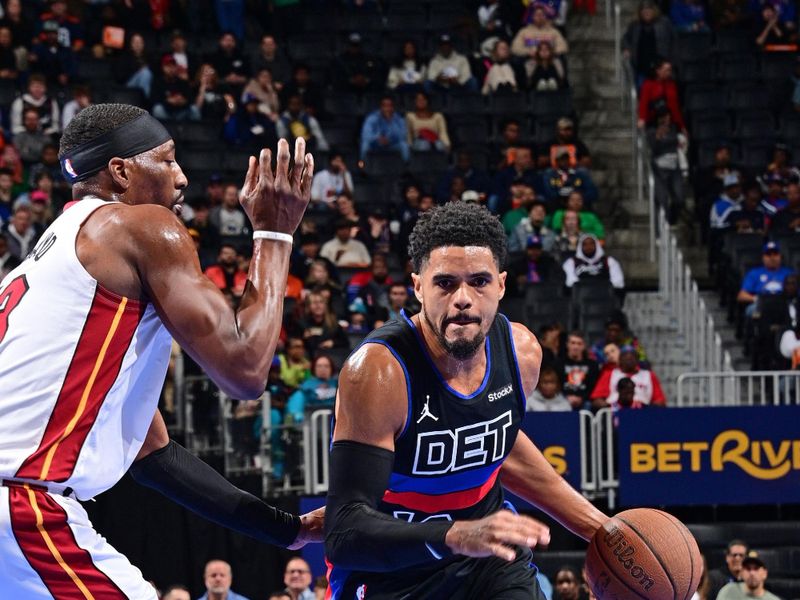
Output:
[585, 508, 703, 600]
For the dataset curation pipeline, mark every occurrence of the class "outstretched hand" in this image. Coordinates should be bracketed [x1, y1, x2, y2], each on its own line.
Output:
[288, 506, 326, 550]
[240, 137, 314, 235]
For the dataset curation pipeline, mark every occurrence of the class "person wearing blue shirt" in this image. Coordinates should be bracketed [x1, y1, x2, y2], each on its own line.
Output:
[738, 241, 794, 317]
[286, 355, 338, 423]
[197, 560, 251, 600]
[359, 95, 409, 161]
[669, 0, 709, 32]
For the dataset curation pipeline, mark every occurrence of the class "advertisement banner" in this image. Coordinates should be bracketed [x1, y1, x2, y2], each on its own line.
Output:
[618, 406, 800, 506]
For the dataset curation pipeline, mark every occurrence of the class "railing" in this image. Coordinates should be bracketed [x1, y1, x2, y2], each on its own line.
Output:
[677, 371, 800, 407]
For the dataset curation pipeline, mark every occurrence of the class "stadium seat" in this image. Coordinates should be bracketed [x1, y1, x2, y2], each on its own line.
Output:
[409, 151, 449, 176]
[714, 30, 753, 54]
[222, 150, 251, 174]
[287, 36, 334, 63]
[685, 87, 719, 114]
[453, 119, 491, 146]
[181, 122, 222, 148]
[179, 150, 222, 172]
[447, 92, 487, 115]
[323, 124, 359, 150]
[363, 152, 406, 177]
[725, 85, 769, 111]
[385, 13, 428, 32]
[674, 32, 713, 64]
[488, 93, 529, 116]
[499, 296, 526, 324]
[691, 113, 730, 143]
[734, 111, 776, 140]
[676, 59, 714, 84]
[717, 54, 759, 82]
[0, 80, 17, 109]
[352, 180, 387, 207]
[341, 13, 385, 33]
[99, 87, 147, 108]
[526, 300, 572, 332]
[739, 142, 774, 170]
[530, 90, 573, 119]
[761, 54, 796, 81]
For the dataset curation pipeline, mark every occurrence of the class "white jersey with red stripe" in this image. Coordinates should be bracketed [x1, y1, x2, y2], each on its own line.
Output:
[0, 197, 172, 500]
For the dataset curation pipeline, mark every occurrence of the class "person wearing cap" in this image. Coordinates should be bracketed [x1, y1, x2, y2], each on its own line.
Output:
[728, 182, 768, 234]
[511, 5, 568, 59]
[590, 312, 648, 365]
[737, 241, 794, 316]
[509, 200, 557, 253]
[320, 218, 372, 268]
[717, 551, 781, 600]
[541, 148, 598, 207]
[36, 0, 83, 52]
[590, 344, 665, 409]
[550, 190, 605, 239]
[710, 172, 744, 230]
[507, 233, 560, 294]
[621, 1, 673, 84]
[276, 95, 329, 154]
[360, 94, 409, 161]
[541, 117, 592, 170]
[335, 32, 383, 94]
[562, 234, 625, 291]
[425, 34, 477, 92]
[30, 17, 76, 87]
[152, 54, 199, 122]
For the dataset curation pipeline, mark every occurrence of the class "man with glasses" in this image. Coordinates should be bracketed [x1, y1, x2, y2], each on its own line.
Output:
[717, 551, 781, 600]
[283, 557, 314, 600]
[708, 540, 749, 600]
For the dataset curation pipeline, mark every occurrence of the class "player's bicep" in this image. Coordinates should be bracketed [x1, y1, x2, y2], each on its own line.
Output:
[333, 343, 408, 451]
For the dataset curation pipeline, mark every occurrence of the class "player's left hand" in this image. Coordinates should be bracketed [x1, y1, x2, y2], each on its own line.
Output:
[288, 506, 326, 549]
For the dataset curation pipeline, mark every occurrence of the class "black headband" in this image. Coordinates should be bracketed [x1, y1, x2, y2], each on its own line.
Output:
[60, 113, 171, 183]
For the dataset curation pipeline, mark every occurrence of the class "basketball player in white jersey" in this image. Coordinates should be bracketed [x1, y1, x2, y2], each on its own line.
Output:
[0, 104, 321, 599]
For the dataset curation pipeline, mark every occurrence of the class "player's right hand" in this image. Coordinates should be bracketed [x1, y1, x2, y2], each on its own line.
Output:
[239, 137, 315, 235]
[445, 510, 551, 562]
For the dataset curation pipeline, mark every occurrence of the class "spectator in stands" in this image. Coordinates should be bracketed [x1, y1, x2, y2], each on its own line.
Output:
[508, 234, 560, 292]
[387, 39, 427, 92]
[332, 193, 362, 233]
[614, 377, 644, 412]
[347, 252, 392, 314]
[200, 560, 250, 600]
[542, 149, 599, 207]
[10, 74, 60, 136]
[61, 84, 92, 130]
[761, 172, 788, 215]
[771, 182, 800, 235]
[553, 209, 583, 257]
[292, 291, 349, 356]
[115, 32, 154, 99]
[0, 235, 20, 280]
[335, 33, 383, 94]
[728, 182, 768, 234]
[502, 182, 538, 235]
[764, 143, 798, 183]
[481, 39, 521, 95]
[527, 40, 567, 92]
[192, 64, 229, 121]
[281, 64, 324, 117]
[738, 241, 794, 316]
[512, 5, 569, 65]
[14, 108, 53, 166]
[204, 244, 247, 299]
[251, 35, 291, 90]
[0, 26, 18, 82]
[210, 183, 247, 238]
[717, 551, 781, 600]
[622, 1, 673, 84]
[30, 19, 76, 87]
[186, 200, 219, 269]
[286, 355, 338, 423]
[425, 34, 477, 93]
[242, 68, 280, 119]
[670, 0, 710, 32]
[647, 107, 685, 225]
[0, 0, 33, 52]
[277, 337, 311, 390]
[708, 540, 749, 599]
[492, 118, 524, 170]
[223, 93, 277, 149]
[601, 342, 621, 375]
[478, 0, 513, 39]
[553, 566, 588, 600]
[591, 313, 648, 364]
[638, 58, 685, 131]
[540, 118, 592, 170]
[509, 200, 557, 252]
[360, 94, 409, 162]
[490, 145, 540, 214]
[276, 95, 329, 154]
[37, 0, 83, 52]
[526, 366, 572, 411]
[591, 346, 666, 409]
[710, 173, 744, 230]
[755, 4, 798, 52]
[0, 169, 16, 221]
[303, 259, 342, 298]
[562, 331, 600, 409]
[207, 31, 249, 90]
[551, 191, 606, 239]
[563, 234, 625, 291]
[362, 207, 392, 256]
[694, 143, 741, 239]
[152, 55, 199, 121]
[386, 282, 414, 321]
[311, 152, 353, 209]
[436, 150, 492, 204]
[0, 133, 22, 187]
[270, 593, 291, 600]
[406, 91, 451, 153]
[161, 585, 190, 600]
[163, 30, 195, 82]
[321, 219, 371, 268]
[539, 323, 564, 370]
[283, 557, 315, 600]
[3, 207, 41, 260]
[29, 145, 67, 208]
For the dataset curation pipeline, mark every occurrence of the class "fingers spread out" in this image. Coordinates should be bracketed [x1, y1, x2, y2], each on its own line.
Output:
[241, 155, 258, 197]
[300, 153, 315, 200]
[292, 137, 306, 190]
[259, 148, 274, 189]
[488, 543, 517, 562]
[275, 138, 291, 191]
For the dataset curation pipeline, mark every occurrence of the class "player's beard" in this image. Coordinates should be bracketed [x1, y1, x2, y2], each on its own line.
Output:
[424, 309, 486, 361]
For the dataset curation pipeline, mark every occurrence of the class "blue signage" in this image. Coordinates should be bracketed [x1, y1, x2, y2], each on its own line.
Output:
[618, 406, 800, 506]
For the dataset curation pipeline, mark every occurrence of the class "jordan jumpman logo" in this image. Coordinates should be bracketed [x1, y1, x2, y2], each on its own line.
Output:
[417, 395, 439, 423]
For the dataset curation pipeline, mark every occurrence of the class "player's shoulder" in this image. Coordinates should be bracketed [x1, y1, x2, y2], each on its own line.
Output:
[340, 341, 407, 390]
[507, 320, 542, 366]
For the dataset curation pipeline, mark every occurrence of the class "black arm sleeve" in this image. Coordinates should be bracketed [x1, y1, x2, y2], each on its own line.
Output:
[324, 440, 454, 572]
[129, 440, 300, 548]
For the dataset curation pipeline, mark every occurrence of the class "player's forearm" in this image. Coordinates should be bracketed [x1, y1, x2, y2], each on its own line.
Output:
[501, 436, 606, 541]
[227, 239, 292, 397]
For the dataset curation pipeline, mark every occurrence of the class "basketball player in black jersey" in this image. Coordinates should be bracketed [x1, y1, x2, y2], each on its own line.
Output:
[324, 202, 608, 600]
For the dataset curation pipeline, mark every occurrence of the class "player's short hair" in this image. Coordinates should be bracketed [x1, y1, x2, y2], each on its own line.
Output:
[59, 104, 149, 162]
[409, 202, 507, 272]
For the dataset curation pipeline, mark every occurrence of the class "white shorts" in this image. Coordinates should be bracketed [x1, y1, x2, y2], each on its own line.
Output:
[0, 484, 158, 599]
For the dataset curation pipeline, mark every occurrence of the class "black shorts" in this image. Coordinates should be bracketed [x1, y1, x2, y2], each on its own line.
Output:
[333, 547, 546, 600]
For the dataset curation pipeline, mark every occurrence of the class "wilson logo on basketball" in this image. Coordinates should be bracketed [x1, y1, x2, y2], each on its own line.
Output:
[603, 526, 656, 591]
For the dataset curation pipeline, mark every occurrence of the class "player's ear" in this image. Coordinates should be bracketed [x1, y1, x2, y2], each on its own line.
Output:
[498, 271, 507, 300]
[107, 157, 131, 191]
[411, 272, 423, 305]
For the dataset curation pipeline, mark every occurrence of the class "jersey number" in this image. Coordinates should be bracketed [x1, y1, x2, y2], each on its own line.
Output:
[0, 275, 29, 344]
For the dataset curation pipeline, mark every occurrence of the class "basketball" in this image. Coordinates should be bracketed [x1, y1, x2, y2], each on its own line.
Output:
[585, 508, 703, 600]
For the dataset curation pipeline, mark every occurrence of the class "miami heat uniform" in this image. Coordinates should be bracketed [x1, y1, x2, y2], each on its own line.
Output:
[327, 312, 544, 600]
[0, 197, 171, 599]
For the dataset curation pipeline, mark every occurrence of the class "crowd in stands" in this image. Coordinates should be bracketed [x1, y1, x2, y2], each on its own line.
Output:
[626, 0, 800, 371]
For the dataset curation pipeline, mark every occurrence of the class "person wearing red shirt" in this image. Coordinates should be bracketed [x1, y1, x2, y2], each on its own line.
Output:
[204, 243, 247, 299]
[590, 346, 666, 409]
[637, 58, 685, 131]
